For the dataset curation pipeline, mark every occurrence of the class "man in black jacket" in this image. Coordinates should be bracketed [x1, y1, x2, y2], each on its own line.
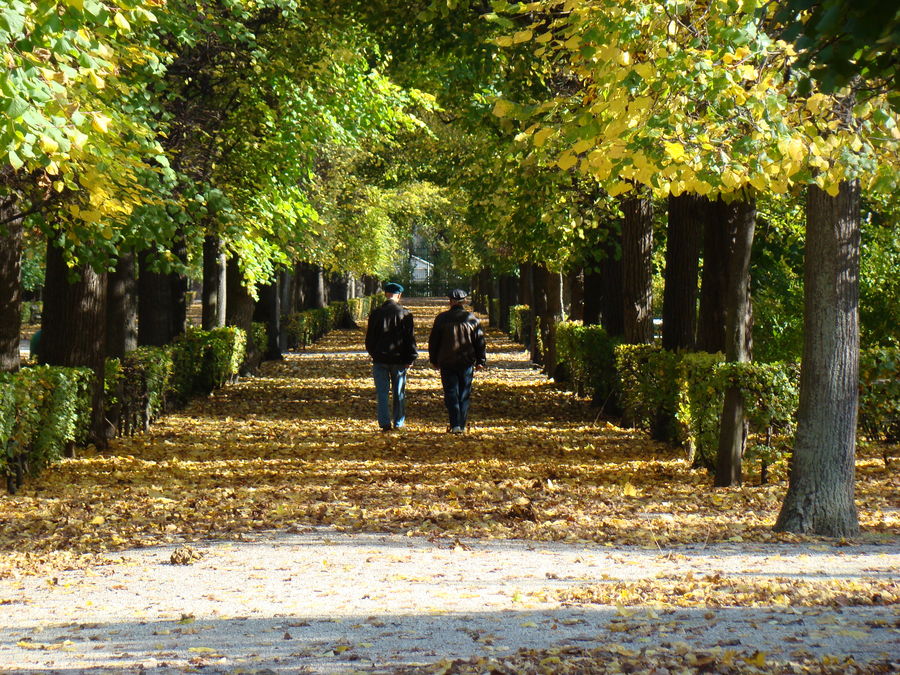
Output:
[365, 282, 417, 431]
[428, 289, 486, 433]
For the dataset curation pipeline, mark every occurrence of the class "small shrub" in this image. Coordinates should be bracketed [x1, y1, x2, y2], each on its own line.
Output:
[859, 347, 900, 443]
[509, 305, 532, 349]
[556, 322, 621, 411]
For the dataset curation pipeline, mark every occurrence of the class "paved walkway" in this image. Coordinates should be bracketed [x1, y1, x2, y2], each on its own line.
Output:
[0, 299, 897, 673]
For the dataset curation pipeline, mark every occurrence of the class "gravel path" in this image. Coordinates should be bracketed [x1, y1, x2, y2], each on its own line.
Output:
[1, 528, 897, 673]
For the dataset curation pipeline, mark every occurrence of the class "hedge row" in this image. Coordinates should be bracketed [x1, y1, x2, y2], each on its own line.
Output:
[284, 294, 384, 349]
[0, 366, 92, 492]
[507, 312, 898, 474]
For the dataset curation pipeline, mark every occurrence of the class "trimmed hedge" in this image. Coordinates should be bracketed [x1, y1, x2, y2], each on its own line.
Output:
[284, 294, 384, 349]
[859, 347, 900, 443]
[508, 305, 532, 349]
[555, 321, 621, 410]
[0, 366, 92, 492]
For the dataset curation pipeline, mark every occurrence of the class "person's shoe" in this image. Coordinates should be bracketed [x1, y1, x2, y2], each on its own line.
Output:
[380, 426, 393, 432]
[450, 426, 463, 434]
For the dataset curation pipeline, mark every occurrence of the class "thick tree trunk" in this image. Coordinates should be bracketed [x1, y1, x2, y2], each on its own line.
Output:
[662, 194, 703, 351]
[329, 271, 350, 302]
[226, 257, 258, 375]
[137, 250, 184, 346]
[498, 274, 517, 333]
[775, 181, 861, 537]
[621, 194, 654, 344]
[567, 268, 584, 322]
[530, 264, 549, 365]
[518, 262, 534, 308]
[106, 251, 137, 359]
[697, 197, 734, 353]
[308, 264, 327, 309]
[202, 235, 226, 329]
[0, 203, 22, 372]
[545, 270, 564, 378]
[253, 279, 283, 360]
[42, 241, 108, 448]
[599, 231, 625, 337]
[583, 266, 601, 326]
[714, 197, 756, 487]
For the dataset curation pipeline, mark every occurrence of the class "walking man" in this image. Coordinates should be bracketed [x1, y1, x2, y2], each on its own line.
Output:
[365, 282, 417, 431]
[428, 289, 486, 433]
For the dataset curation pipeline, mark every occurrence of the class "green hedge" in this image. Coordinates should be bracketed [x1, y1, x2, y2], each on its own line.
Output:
[555, 322, 621, 410]
[0, 366, 92, 492]
[508, 305, 532, 348]
[677, 356, 800, 471]
[615, 344, 681, 440]
[859, 347, 900, 443]
[284, 294, 384, 350]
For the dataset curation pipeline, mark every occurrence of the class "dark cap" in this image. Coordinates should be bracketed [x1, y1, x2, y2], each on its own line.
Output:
[448, 289, 468, 300]
[383, 282, 404, 294]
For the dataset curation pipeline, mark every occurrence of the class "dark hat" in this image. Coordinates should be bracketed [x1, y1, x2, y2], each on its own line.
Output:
[448, 289, 468, 300]
[383, 282, 404, 294]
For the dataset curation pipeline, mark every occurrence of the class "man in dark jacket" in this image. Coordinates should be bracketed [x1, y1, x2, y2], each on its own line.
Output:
[365, 282, 417, 431]
[428, 289, 486, 433]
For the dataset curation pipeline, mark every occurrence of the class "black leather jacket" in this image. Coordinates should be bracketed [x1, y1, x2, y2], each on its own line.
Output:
[428, 305, 486, 368]
[365, 300, 418, 365]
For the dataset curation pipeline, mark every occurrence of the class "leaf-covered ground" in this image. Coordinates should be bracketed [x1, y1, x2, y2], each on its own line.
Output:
[1, 300, 898, 672]
[1, 299, 897, 577]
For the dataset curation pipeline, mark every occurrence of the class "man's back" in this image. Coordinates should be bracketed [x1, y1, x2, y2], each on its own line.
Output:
[366, 300, 417, 365]
[428, 305, 486, 369]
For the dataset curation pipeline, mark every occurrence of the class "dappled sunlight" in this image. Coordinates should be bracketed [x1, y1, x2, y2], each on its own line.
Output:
[0, 300, 896, 580]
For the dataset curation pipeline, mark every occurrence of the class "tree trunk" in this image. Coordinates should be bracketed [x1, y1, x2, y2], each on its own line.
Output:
[530, 264, 549, 365]
[106, 251, 137, 359]
[567, 269, 584, 322]
[202, 235, 226, 329]
[518, 262, 534, 308]
[714, 197, 756, 487]
[621, 194, 654, 344]
[662, 194, 702, 351]
[583, 266, 601, 326]
[329, 271, 350, 302]
[138, 250, 182, 346]
[226, 257, 258, 375]
[253, 279, 283, 360]
[545, 270, 564, 378]
[42, 241, 108, 448]
[697, 197, 734, 353]
[0, 203, 22, 372]
[775, 181, 861, 537]
[498, 274, 517, 333]
[308, 264, 327, 309]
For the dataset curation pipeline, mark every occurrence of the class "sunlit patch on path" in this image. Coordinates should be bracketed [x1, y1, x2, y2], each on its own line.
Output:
[0, 299, 897, 672]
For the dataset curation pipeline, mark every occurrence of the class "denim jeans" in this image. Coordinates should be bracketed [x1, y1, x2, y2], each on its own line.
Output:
[440, 365, 474, 429]
[373, 363, 408, 429]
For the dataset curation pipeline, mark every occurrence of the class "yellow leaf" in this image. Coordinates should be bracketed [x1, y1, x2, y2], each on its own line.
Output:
[188, 647, 216, 653]
[492, 99, 514, 118]
[557, 152, 577, 171]
[533, 127, 554, 147]
[114, 12, 131, 31]
[91, 114, 110, 133]
[664, 141, 685, 160]
[572, 138, 593, 154]
[90, 515, 105, 525]
[742, 652, 767, 667]
[39, 135, 59, 154]
[513, 30, 533, 44]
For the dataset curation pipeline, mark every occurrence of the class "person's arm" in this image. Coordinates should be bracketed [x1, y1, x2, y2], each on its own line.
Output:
[472, 316, 487, 368]
[403, 313, 418, 366]
[427, 315, 442, 366]
[364, 308, 379, 356]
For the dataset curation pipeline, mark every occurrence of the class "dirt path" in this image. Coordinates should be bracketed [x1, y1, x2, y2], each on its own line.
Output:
[0, 299, 897, 673]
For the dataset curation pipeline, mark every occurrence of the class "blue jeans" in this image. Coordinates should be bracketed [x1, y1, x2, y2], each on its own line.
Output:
[440, 365, 474, 429]
[373, 363, 408, 429]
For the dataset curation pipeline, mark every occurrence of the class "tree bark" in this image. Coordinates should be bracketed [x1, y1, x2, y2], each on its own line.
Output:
[583, 266, 601, 326]
[226, 257, 258, 375]
[253, 279, 283, 360]
[498, 274, 517, 333]
[662, 194, 703, 351]
[545, 270, 564, 378]
[621, 194, 654, 344]
[697, 197, 734, 353]
[0, 203, 22, 372]
[308, 264, 327, 309]
[775, 181, 861, 537]
[138, 250, 184, 346]
[714, 197, 756, 487]
[518, 262, 534, 308]
[530, 264, 549, 365]
[567, 268, 584, 323]
[202, 235, 226, 329]
[41, 241, 108, 448]
[106, 251, 137, 359]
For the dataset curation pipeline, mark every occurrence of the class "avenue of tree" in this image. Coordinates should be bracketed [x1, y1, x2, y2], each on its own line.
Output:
[1, 1, 897, 538]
